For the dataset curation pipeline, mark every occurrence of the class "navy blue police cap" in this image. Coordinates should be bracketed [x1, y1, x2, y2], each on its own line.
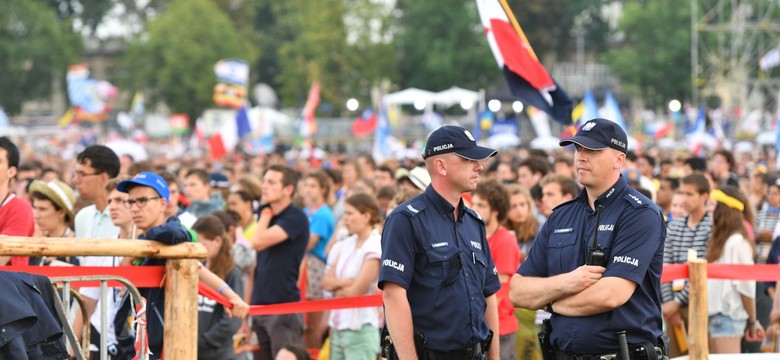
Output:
[559, 118, 628, 154]
[423, 125, 497, 160]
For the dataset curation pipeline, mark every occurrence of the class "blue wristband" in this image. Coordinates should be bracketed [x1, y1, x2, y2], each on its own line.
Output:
[217, 284, 230, 295]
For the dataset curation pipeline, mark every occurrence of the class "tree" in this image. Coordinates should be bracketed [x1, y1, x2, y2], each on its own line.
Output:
[272, 0, 352, 108]
[0, 0, 81, 114]
[46, 0, 165, 36]
[603, 0, 691, 107]
[249, 0, 397, 111]
[507, 0, 608, 64]
[120, 0, 257, 120]
[395, 0, 497, 92]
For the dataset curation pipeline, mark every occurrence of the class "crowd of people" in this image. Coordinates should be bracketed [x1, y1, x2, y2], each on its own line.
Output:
[0, 116, 779, 359]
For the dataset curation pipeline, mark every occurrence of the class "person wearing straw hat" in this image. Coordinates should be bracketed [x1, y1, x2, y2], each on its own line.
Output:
[29, 179, 79, 266]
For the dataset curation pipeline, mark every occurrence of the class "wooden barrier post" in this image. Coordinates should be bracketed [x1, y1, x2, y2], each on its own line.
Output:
[164, 259, 199, 360]
[0, 237, 206, 359]
[687, 248, 708, 360]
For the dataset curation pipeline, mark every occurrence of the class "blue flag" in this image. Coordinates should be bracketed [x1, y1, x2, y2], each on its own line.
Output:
[236, 106, 251, 138]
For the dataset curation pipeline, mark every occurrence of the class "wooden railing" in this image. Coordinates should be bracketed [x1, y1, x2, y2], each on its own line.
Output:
[0, 236, 206, 360]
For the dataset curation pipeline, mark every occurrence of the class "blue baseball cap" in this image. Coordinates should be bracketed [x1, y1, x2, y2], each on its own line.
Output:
[559, 118, 628, 154]
[117, 171, 170, 201]
[423, 125, 497, 160]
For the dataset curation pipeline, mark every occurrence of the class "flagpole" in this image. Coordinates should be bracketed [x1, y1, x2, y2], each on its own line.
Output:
[497, 0, 539, 61]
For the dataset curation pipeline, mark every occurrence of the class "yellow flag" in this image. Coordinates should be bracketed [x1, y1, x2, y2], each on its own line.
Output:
[571, 101, 584, 123]
[57, 108, 75, 127]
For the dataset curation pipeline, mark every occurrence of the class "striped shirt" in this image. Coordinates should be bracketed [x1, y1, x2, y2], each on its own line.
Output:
[755, 208, 780, 263]
[661, 212, 712, 305]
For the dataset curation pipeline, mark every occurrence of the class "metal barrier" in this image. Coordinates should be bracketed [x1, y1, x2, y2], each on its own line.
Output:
[49, 275, 148, 360]
[0, 236, 206, 359]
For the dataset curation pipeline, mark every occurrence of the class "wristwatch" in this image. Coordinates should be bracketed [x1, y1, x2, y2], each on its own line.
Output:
[546, 301, 554, 314]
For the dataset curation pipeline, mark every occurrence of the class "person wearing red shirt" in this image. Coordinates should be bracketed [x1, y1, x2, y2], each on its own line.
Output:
[472, 178, 522, 360]
[0, 136, 35, 265]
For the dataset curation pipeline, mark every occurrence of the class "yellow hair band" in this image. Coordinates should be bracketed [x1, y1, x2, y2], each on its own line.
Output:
[710, 189, 744, 212]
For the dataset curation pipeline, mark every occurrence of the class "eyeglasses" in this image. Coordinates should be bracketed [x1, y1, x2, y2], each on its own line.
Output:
[73, 171, 101, 179]
[122, 196, 161, 209]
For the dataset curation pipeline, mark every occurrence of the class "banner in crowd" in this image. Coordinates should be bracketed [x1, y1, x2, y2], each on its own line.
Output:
[62, 64, 117, 126]
[213, 59, 249, 109]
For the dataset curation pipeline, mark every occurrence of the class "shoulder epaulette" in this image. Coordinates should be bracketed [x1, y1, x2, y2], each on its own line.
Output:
[552, 198, 577, 212]
[399, 200, 426, 217]
[464, 207, 485, 224]
[624, 190, 650, 209]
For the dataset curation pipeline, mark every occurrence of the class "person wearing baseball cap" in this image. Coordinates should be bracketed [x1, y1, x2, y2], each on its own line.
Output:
[115, 171, 249, 357]
[512, 118, 668, 359]
[379, 125, 501, 359]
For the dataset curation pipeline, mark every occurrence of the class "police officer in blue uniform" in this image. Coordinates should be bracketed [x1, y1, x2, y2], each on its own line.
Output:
[379, 125, 501, 360]
[510, 118, 667, 360]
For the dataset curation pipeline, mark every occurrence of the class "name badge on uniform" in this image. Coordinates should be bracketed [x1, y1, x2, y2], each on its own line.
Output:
[554, 228, 574, 234]
[431, 242, 448, 248]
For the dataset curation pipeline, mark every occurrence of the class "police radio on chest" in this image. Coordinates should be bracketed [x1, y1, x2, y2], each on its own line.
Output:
[586, 205, 607, 267]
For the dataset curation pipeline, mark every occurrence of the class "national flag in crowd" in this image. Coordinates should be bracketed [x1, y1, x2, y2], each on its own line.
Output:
[579, 90, 600, 125]
[602, 91, 628, 132]
[236, 105, 252, 138]
[351, 108, 378, 137]
[372, 100, 392, 162]
[299, 82, 321, 139]
[170, 114, 190, 136]
[130, 91, 145, 116]
[475, 0, 573, 125]
[472, 110, 494, 142]
[208, 117, 239, 160]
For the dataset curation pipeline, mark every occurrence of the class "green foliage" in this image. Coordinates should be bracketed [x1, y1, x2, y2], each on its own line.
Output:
[120, 0, 257, 119]
[603, 0, 691, 107]
[0, 0, 81, 114]
[250, 0, 397, 110]
[46, 0, 164, 35]
[395, 0, 496, 92]
[273, 0, 351, 107]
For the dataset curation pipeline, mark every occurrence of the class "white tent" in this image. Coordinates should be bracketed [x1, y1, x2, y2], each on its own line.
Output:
[384, 88, 436, 106]
[432, 86, 479, 107]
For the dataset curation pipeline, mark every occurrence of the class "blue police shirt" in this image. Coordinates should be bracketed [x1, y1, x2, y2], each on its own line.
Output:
[518, 176, 665, 354]
[378, 186, 501, 352]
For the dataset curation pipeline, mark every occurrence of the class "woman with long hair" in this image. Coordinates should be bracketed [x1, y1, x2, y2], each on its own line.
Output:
[193, 215, 244, 360]
[301, 170, 336, 348]
[706, 186, 765, 353]
[226, 191, 258, 241]
[503, 184, 539, 260]
[502, 183, 542, 360]
[321, 193, 382, 360]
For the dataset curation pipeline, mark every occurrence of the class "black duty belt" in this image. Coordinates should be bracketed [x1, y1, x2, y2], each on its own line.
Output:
[425, 343, 482, 360]
[554, 351, 618, 360]
[553, 346, 663, 360]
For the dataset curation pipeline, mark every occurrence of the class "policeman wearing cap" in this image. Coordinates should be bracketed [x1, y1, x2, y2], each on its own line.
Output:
[510, 118, 667, 360]
[379, 125, 501, 360]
